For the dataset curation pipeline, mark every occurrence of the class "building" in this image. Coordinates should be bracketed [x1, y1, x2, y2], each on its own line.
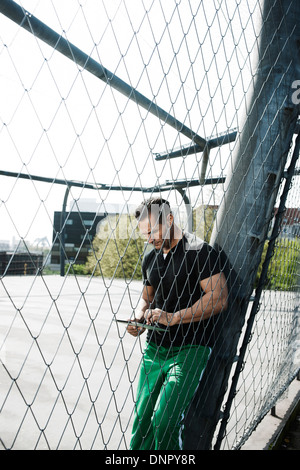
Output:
[51, 211, 107, 265]
[50, 199, 137, 267]
[275, 207, 300, 238]
[0, 251, 43, 276]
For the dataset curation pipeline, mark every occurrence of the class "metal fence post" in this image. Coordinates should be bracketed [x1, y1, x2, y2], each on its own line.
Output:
[184, 0, 300, 450]
[60, 186, 71, 277]
[214, 133, 300, 449]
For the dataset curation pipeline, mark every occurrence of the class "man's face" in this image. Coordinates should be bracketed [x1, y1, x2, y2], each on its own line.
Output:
[138, 212, 172, 250]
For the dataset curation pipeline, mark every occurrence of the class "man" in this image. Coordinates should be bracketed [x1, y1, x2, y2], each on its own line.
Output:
[127, 197, 228, 450]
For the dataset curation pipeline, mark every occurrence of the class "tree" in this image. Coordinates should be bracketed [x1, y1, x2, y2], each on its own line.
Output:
[193, 205, 218, 242]
[85, 214, 145, 281]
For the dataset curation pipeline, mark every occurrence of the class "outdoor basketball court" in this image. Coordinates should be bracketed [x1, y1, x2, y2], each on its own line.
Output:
[0, 274, 145, 449]
[1, 274, 298, 449]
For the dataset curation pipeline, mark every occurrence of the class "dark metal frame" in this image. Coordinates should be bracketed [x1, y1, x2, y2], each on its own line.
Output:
[0, 169, 226, 276]
[1, 0, 299, 451]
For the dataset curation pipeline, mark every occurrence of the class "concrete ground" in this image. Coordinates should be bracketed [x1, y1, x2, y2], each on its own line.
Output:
[0, 275, 299, 450]
[0, 274, 144, 450]
[241, 378, 300, 450]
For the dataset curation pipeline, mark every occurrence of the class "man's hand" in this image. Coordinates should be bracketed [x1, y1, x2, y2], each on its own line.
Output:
[144, 308, 178, 327]
[126, 319, 146, 337]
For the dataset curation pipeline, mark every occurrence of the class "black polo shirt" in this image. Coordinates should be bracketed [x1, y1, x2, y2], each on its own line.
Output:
[142, 233, 222, 348]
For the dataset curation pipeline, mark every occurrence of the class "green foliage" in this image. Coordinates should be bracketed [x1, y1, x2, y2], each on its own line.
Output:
[65, 263, 89, 276]
[256, 238, 300, 291]
[85, 214, 145, 281]
[193, 205, 217, 243]
[69, 209, 299, 293]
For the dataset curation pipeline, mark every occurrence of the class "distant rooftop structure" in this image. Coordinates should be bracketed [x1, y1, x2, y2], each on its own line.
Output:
[51, 210, 108, 266]
[68, 198, 136, 215]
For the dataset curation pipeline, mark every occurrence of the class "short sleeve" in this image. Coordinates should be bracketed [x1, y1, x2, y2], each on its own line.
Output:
[197, 243, 221, 280]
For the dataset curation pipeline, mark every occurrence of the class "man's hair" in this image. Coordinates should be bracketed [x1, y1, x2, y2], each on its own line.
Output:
[134, 197, 172, 225]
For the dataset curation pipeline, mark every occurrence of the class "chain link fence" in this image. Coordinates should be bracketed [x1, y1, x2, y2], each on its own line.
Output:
[0, 0, 299, 450]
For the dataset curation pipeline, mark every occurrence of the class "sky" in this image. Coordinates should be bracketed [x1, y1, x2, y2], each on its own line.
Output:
[0, 0, 262, 246]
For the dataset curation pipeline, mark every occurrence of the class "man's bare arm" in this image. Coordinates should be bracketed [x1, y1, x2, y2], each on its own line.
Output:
[146, 272, 228, 327]
[176, 272, 228, 323]
[127, 284, 155, 336]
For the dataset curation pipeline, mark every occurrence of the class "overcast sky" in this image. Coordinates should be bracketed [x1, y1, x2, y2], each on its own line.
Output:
[0, 0, 262, 245]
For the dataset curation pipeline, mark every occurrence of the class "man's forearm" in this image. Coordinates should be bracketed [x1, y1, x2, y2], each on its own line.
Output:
[146, 290, 227, 328]
[175, 287, 228, 324]
[137, 298, 150, 321]
[143, 273, 228, 328]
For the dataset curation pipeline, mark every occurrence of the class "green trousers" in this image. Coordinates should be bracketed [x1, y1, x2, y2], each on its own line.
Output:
[130, 341, 211, 450]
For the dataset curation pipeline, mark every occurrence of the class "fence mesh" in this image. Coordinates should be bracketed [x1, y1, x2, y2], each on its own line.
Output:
[0, 0, 299, 450]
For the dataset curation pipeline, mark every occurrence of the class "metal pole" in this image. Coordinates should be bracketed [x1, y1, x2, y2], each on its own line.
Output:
[210, 0, 300, 297]
[214, 132, 300, 450]
[154, 130, 238, 161]
[0, 170, 227, 191]
[176, 188, 193, 232]
[0, 0, 207, 151]
[184, 0, 300, 450]
[60, 186, 70, 277]
[199, 147, 210, 184]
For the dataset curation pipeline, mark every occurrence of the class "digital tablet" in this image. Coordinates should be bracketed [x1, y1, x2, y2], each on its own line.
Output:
[115, 319, 166, 333]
